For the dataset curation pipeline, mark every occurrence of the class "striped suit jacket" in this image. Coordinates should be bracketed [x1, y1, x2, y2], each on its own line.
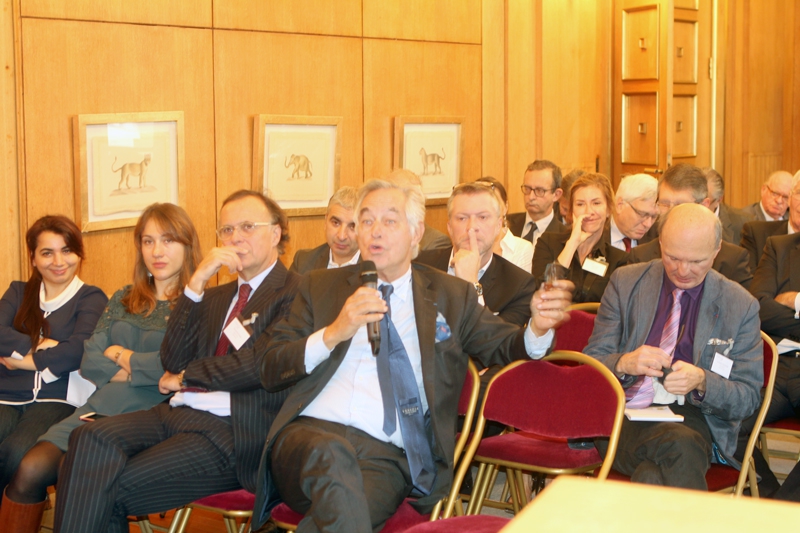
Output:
[160, 260, 300, 491]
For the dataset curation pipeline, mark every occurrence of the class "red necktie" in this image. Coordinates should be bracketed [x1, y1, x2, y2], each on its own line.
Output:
[214, 284, 252, 356]
[622, 237, 632, 253]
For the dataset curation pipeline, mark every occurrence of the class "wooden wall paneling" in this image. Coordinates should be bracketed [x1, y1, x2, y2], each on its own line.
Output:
[213, 0, 361, 36]
[362, 38, 481, 235]
[505, 0, 539, 214]
[541, 0, 612, 179]
[723, 0, 747, 207]
[363, 0, 481, 44]
[481, 0, 506, 183]
[20, 19, 216, 295]
[1, 0, 21, 291]
[21, 0, 211, 27]
[213, 30, 363, 265]
[783, 0, 799, 173]
[713, 0, 728, 176]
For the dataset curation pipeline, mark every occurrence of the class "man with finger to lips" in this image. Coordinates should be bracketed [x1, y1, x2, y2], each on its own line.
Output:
[587, 203, 762, 489]
[251, 177, 574, 532]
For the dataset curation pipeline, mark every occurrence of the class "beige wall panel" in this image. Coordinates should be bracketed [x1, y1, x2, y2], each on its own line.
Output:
[213, 30, 363, 255]
[21, 0, 211, 27]
[362, 39, 481, 183]
[746, 1, 785, 155]
[1, 0, 21, 291]
[363, 0, 480, 43]
[541, 0, 612, 179]
[482, 0, 506, 182]
[506, 1, 538, 214]
[213, 0, 361, 36]
[21, 19, 216, 295]
[622, 6, 660, 80]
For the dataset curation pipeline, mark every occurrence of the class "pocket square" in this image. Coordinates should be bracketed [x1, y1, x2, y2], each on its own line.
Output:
[435, 312, 451, 342]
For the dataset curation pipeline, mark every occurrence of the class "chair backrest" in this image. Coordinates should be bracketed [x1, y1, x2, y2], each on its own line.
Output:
[733, 331, 779, 496]
[481, 351, 623, 440]
[454, 360, 480, 460]
[554, 310, 597, 352]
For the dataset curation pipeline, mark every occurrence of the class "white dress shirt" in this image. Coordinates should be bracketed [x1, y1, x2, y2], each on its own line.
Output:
[609, 218, 636, 251]
[327, 249, 361, 269]
[301, 266, 553, 450]
[173, 260, 277, 416]
[524, 210, 555, 251]
[499, 230, 534, 272]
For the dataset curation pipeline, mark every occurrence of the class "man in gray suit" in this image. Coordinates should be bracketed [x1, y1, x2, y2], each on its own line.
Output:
[742, 170, 793, 222]
[587, 204, 762, 490]
[703, 167, 754, 245]
[291, 186, 361, 274]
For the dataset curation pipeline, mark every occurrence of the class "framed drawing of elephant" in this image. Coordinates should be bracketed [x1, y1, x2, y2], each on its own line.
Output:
[393, 116, 463, 204]
[72, 111, 185, 232]
[252, 115, 341, 216]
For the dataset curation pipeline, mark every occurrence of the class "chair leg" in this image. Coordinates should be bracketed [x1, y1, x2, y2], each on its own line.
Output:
[467, 463, 491, 515]
[507, 469, 520, 515]
[515, 469, 530, 508]
[168, 507, 193, 533]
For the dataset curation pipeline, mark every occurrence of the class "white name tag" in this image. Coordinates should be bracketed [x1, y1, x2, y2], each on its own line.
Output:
[582, 257, 609, 277]
[223, 318, 251, 351]
[711, 351, 733, 379]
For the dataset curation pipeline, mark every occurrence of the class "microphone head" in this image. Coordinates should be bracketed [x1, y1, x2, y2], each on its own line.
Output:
[360, 260, 378, 284]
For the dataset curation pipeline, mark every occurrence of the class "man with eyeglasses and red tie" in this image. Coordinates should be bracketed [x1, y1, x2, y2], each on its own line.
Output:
[53, 190, 301, 533]
[506, 160, 567, 270]
[609, 173, 659, 252]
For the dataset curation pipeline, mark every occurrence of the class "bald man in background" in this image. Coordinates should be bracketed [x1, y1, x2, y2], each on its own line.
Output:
[742, 170, 793, 222]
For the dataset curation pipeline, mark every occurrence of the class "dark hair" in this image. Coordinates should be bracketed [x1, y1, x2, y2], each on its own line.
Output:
[14, 215, 84, 348]
[660, 163, 708, 203]
[525, 160, 563, 189]
[122, 203, 202, 316]
[222, 190, 290, 254]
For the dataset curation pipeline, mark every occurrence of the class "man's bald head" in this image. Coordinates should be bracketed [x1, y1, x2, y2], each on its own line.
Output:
[659, 204, 721, 289]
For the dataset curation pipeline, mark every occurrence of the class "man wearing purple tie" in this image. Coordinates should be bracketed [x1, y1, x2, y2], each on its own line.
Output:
[586, 203, 763, 489]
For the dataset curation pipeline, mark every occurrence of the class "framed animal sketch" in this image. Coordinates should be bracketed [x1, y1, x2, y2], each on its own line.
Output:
[72, 111, 185, 233]
[252, 115, 341, 216]
[393, 116, 463, 203]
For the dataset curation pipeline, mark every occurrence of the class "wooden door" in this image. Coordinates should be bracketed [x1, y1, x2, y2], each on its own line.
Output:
[613, 0, 715, 184]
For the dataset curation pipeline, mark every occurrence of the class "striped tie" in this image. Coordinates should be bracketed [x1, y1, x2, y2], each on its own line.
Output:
[626, 288, 684, 408]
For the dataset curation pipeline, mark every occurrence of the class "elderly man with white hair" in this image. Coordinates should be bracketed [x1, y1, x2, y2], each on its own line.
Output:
[610, 173, 659, 252]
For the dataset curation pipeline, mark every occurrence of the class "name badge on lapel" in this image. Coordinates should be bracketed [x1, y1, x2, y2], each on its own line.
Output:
[582, 256, 609, 277]
[223, 312, 257, 351]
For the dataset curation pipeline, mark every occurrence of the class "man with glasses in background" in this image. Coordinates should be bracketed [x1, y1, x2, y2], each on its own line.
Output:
[630, 163, 753, 288]
[54, 190, 301, 533]
[507, 160, 566, 265]
[741, 170, 800, 272]
[610, 173, 659, 252]
[742, 170, 793, 222]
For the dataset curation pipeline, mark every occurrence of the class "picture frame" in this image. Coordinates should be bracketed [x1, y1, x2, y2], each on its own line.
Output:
[252, 115, 341, 216]
[72, 111, 185, 233]
[393, 116, 463, 204]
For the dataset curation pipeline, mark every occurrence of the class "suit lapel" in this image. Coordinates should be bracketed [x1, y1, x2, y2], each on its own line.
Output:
[240, 261, 288, 333]
[208, 282, 238, 355]
[790, 240, 800, 290]
[412, 267, 437, 414]
[693, 274, 721, 364]
[629, 264, 663, 349]
[313, 246, 330, 271]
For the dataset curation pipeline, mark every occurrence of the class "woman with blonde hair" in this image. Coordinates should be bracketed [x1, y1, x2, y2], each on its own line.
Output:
[533, 173, 630, 303]
[1, 203, 201, 532]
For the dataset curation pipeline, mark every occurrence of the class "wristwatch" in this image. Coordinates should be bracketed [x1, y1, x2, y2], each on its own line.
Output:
[178, 370, 187, 388]
[473, 282, 483, 296]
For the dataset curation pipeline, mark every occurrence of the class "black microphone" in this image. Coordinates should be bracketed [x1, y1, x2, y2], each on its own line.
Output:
[360, 261, 381, 356]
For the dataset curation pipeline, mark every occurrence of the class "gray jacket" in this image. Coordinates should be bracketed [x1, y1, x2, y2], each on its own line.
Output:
[585, 261, 763, 468]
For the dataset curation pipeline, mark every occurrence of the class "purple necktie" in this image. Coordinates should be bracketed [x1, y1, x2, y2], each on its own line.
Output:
[627, 288, 684, 408]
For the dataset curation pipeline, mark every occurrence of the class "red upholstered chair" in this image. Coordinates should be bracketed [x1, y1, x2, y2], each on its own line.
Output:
[403, 515, 510, 532]
[166, 489, 255, 533]
[553, 306, 598, 353]
[456, 350, 625, 516]
[271, 360, 481, 530]
[607, 331, 779, 497]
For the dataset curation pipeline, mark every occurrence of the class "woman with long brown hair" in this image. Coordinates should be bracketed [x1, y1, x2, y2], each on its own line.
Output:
[0, 216, 107, 497]
[0, 203, 201, 531]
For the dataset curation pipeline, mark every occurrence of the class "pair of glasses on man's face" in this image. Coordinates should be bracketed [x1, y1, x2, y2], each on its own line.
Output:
[216, 222, 274, 240]
[624, 200, 658, 223]
[520, 185, 555, 198]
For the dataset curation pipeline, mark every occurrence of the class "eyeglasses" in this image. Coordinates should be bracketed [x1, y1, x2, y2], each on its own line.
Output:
[766, 185, 791, 203]
[624, 200, 659, 222]
[520, 185, 555, 197]
[453, 181, 496, 192]
[216, 222, 274, 240]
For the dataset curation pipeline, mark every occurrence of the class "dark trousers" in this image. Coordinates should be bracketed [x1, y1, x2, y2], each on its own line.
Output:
[271, 417, 413, 533]
[736, 356, 800, 499]
[0, 402, 74, 492]
[597, 403, 713, 489]
[53, 403, 241, 533]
